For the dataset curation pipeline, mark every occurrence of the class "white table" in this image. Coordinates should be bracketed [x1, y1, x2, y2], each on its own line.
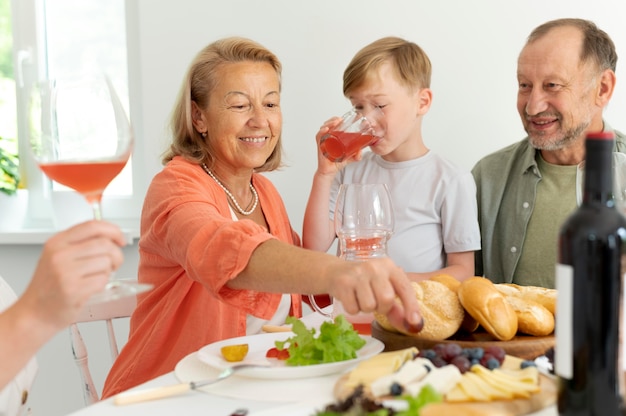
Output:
[65, 371, 333, 416]
[66, 370, 557, 416]
[66, 309, 558, 416]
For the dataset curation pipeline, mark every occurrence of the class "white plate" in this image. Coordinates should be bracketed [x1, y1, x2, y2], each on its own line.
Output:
[196, 332, 384, 380]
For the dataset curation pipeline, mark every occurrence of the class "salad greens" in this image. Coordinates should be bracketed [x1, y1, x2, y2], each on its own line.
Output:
[276, 315, 366, 366]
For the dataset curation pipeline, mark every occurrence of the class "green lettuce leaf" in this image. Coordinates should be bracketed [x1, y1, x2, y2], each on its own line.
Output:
[276, 315, 366, 366]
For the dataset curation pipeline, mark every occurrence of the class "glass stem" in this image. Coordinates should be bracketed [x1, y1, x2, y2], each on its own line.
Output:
[91, 201, 103, 220]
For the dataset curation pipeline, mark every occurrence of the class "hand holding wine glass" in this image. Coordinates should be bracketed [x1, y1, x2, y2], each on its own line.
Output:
[29, 73, 153, 304]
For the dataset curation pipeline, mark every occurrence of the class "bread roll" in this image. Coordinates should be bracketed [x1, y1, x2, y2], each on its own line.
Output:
[429, 274, 479, 333]
[375, 280, 464, 340]
[504, 296, 555, 336]
[495, 283, 557, 315]
[429, 274, 461, 292]
[458, 277, 518, 341]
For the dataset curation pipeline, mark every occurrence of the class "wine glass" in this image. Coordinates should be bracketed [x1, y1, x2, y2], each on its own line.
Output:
[308, 183, 395, 334]
[334, 183, 395, 260]
[28, 73, 153, 304]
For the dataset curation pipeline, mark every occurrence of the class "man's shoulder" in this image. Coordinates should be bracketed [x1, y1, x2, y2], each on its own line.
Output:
[473, 139, 531, 171]
[614, 128, 626, 151]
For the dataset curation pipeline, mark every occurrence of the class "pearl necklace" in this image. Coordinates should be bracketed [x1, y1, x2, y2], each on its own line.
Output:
[201, 163, 259, 216]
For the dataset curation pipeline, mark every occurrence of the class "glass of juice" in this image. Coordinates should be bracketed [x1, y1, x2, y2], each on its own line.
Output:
[319, 109, 383, 162]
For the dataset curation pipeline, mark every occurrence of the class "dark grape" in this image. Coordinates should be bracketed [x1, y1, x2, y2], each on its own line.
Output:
[521, 360, 537, 369]
[433, 343, 447, 356]
[441, 343, 463, 362]
[480, 353, 496, 367]
[450, 355, 471, 374]
[418, 349, 437, 360]
[485, 357, 500, 370]
[484, 345, 506, 364]
[430, 356, 448, 368]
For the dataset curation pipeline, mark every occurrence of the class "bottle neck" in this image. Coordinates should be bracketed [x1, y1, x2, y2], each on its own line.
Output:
[582, 137, 615, 206]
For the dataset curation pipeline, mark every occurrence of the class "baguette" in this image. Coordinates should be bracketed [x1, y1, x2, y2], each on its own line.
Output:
[458, 277, 518, 341]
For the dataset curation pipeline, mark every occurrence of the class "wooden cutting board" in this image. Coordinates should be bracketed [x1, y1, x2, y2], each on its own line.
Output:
[334, 353, 557, 416]
[372, 321, 555, 361]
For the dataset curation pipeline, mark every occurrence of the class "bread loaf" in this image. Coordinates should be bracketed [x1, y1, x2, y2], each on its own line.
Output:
[458, 277, 518, 341]
[375, 280, 464, 340]
[514, 284, 557, 315]
[493, 283, 556, 336]
[429, 274, 480, 333]
[503, 296, 555, 336]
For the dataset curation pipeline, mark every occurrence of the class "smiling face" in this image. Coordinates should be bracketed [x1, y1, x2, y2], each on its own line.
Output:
[194, 61, 282, 174]
[347, 60, 431, 162]
[516, 26, 604, 153]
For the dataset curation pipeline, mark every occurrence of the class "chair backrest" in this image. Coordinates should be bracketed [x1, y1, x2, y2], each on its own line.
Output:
[70, 293, 136, 405]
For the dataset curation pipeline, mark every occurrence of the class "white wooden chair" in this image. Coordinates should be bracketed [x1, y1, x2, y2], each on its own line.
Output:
[70, 293, 136, 405]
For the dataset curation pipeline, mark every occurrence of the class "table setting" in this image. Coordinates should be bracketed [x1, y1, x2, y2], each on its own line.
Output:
[65, 306, 559, 416]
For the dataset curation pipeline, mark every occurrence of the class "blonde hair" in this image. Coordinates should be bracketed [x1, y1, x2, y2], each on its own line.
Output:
[343, 36, 432, 95]
[162, 37, 284, 172]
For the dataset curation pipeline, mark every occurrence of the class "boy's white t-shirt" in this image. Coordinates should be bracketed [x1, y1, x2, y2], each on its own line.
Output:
[0, 276, 38, 416]
[331, 151, 481, 273]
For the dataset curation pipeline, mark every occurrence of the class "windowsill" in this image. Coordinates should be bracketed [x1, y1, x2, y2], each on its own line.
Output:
[0, 219, 139, 245]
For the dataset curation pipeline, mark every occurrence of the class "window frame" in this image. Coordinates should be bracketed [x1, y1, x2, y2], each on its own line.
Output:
[9, 0, 145, 235]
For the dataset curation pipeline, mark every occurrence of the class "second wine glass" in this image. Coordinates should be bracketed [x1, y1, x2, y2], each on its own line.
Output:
[29, 73, 153, 304]
[308, 183, 395, 335]
[335, 183, 395, 260]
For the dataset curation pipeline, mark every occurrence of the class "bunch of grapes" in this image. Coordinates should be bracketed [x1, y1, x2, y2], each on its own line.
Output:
[417, 343, 506, 374]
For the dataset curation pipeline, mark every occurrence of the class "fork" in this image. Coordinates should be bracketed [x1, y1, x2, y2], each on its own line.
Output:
[113, 363, 265, 406]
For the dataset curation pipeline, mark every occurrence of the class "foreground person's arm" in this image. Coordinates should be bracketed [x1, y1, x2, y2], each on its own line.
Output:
[0, 221, 125, 390]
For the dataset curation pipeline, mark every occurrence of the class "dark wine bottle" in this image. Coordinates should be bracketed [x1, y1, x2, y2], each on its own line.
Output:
[556, 131, 626, 415]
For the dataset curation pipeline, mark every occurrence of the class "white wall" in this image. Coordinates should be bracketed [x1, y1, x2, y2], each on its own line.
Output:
[4, 1, 626, 414]
[133, 0, 626, 235]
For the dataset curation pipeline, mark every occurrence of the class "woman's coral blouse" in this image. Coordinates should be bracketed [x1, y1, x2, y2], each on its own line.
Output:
[102, 157, 302, 398]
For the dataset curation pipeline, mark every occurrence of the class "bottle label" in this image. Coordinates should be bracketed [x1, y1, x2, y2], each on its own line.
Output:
[555, 263, 573, 379]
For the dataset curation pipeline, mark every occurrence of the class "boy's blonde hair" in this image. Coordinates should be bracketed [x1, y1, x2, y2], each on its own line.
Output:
[343, 36, 432, 96]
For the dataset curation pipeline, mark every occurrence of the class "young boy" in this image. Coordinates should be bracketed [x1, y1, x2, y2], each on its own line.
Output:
[303, 36, 480, 282]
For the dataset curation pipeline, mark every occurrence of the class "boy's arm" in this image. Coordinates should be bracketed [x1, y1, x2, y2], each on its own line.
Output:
[406, 251, 475, 282]
[303, 117, 353, 252]
[303, 170, 337, 251]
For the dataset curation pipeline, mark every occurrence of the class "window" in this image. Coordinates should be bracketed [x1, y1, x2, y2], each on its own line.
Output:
[10, 0, 142, 232]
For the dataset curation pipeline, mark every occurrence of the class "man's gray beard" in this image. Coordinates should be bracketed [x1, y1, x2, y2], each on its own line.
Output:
[527, 122, 589, 151]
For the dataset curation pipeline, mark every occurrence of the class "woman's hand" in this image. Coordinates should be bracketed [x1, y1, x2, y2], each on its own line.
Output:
[328, 257, 423, 334]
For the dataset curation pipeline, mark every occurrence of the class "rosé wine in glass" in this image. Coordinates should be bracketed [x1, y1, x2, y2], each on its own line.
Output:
[29, 73, 153, 304]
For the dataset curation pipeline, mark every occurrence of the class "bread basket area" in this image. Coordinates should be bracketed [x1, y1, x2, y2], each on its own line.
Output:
[372, 276, 557, 360]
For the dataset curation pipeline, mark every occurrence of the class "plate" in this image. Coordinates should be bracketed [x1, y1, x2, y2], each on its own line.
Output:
[196, 332, 384, 380]
[372, 321, 555, 360]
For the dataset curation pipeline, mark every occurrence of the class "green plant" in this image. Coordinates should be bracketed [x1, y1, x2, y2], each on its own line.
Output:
[0, 138, 19, 196]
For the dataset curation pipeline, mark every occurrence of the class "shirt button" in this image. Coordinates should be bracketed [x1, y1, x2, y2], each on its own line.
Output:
[523, 202, 530, 208]
[510, 247, 517, 253]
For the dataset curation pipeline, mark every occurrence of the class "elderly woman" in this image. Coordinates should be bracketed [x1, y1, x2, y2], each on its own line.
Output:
[102, 37, 421, 397]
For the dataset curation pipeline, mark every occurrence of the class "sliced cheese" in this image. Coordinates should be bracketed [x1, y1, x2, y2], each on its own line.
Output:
[345, 347, 417, 389]
[370, 358, 434, 397]
[404, 364, 463, 397]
